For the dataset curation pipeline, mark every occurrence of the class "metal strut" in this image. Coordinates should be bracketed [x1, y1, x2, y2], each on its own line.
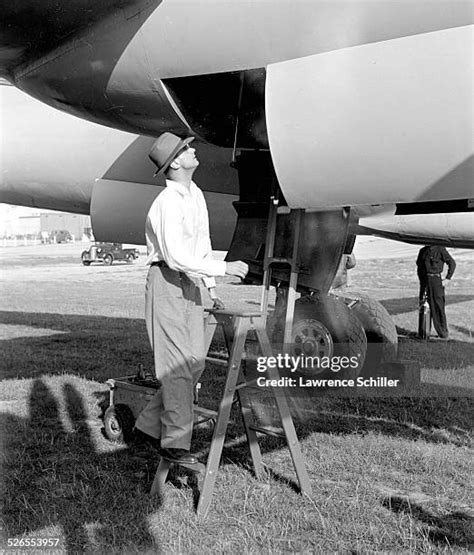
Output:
[260, 194, 304, 352]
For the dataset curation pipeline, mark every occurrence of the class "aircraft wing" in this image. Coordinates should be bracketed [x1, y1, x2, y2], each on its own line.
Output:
[1, 84, 472, 249]
[0, 1, 473, 211]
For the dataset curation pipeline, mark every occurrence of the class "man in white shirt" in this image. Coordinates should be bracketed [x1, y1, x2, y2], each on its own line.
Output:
[135, 132, 248, 464]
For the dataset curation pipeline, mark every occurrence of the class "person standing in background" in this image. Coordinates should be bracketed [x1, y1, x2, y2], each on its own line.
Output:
[416, 245, 456, 340]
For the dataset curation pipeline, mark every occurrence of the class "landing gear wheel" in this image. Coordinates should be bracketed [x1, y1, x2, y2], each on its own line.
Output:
[333, 292, 398, 375]
[292, 319, 333, 359]
[103, 254, 113, 266]
[291, 295, 367, 378]
[103, 404, 135, 443]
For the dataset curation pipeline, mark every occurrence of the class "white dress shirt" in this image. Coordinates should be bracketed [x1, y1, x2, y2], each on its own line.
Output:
[145, 179, 226, 288]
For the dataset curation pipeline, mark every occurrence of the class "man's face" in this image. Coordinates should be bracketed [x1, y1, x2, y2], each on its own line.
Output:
[175, 144, 199, 171]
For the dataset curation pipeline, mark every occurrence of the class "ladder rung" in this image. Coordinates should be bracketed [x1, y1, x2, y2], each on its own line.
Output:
[206, 353, 252, 367]
[194, 406, 218, 419]
[267, 257, 293, 264]
[234, 378, 259, 391]
[206, 356, 228, 367]
[249, 425, 285, 439]
[243, 384, 266, 393]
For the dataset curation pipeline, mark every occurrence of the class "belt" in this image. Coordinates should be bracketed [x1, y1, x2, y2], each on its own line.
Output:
[427, 273, 441, 277]
[150, 261, 184, 276]
[150, 260, 168, 268]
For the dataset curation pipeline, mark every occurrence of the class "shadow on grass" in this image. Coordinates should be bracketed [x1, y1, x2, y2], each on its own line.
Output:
[0, 310, 153, 381]
[1, 310, 472, 457]
[382, 495, 474, 550]
[396, 325, 418, 338]
[451, 324, 473, 339]
[397, 335, 474, 372]
[380, 295, 474, 317]
[288, 394, 473, 446]
[221, 378, 473, 451]
[196, 369, 473, 461]
[1, 379, 160, 552]
[1, 348, 472, 550]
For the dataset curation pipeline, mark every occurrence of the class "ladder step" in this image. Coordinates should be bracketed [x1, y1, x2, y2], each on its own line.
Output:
[234, 378, 259, 391]
[206, 353, 252, 367]
[194, 406, 218, 419]
[249, 425, 285, 439]
[267, 257, 294, 264]
[205, 356, 228, 367]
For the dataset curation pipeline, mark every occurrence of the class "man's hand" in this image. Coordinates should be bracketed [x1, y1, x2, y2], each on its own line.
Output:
[212, 298, 225, 310]
[207, 286, 225, 309]
[442, 278, 451, 287]
[225, 261, 248, 279]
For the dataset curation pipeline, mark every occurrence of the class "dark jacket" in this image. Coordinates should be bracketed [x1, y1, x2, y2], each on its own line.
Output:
[416, 246, 456, 281]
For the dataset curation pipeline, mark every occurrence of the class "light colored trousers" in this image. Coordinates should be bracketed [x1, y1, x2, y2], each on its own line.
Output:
[135, 265, 205, 449]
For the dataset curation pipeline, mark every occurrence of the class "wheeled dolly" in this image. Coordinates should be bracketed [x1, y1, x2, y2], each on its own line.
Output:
[103, 367, 215, 442]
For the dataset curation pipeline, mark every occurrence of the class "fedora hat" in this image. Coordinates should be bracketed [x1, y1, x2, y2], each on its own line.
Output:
[149, 132, 195, 177]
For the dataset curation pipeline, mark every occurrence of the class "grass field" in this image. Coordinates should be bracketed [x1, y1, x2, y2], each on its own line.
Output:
[0, 242, 473, 553]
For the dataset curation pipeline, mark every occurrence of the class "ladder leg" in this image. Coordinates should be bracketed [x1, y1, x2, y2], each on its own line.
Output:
[283, 209, 303, 351]
[255, 327, 313, 497]
[150, 458, 172, 497]
[261, 197, 279, 327]
[282, 273, 298, 352]
[223, 318, 264, 477]
[260, 269, 272, 328]
[236, 389, 265, 479]
[197, 317, 249, 518]
[204, 312, 218, 355]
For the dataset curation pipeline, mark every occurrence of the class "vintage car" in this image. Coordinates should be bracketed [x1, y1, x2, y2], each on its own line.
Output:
[81, 243, 140, 265]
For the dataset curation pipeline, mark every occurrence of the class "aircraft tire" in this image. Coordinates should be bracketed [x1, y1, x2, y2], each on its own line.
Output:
[333, 292, 398, 375]
[103, 404, 135, 443]
[291, 295, 367, 379]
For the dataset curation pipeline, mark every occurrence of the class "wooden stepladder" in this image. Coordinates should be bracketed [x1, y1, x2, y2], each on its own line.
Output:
[149, 309, 312, 517]
[212, 309, 313, 517]
[201, 310, 313, 517]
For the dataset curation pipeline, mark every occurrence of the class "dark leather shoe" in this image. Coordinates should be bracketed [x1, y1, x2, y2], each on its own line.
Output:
[159, 448, 198, 465]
